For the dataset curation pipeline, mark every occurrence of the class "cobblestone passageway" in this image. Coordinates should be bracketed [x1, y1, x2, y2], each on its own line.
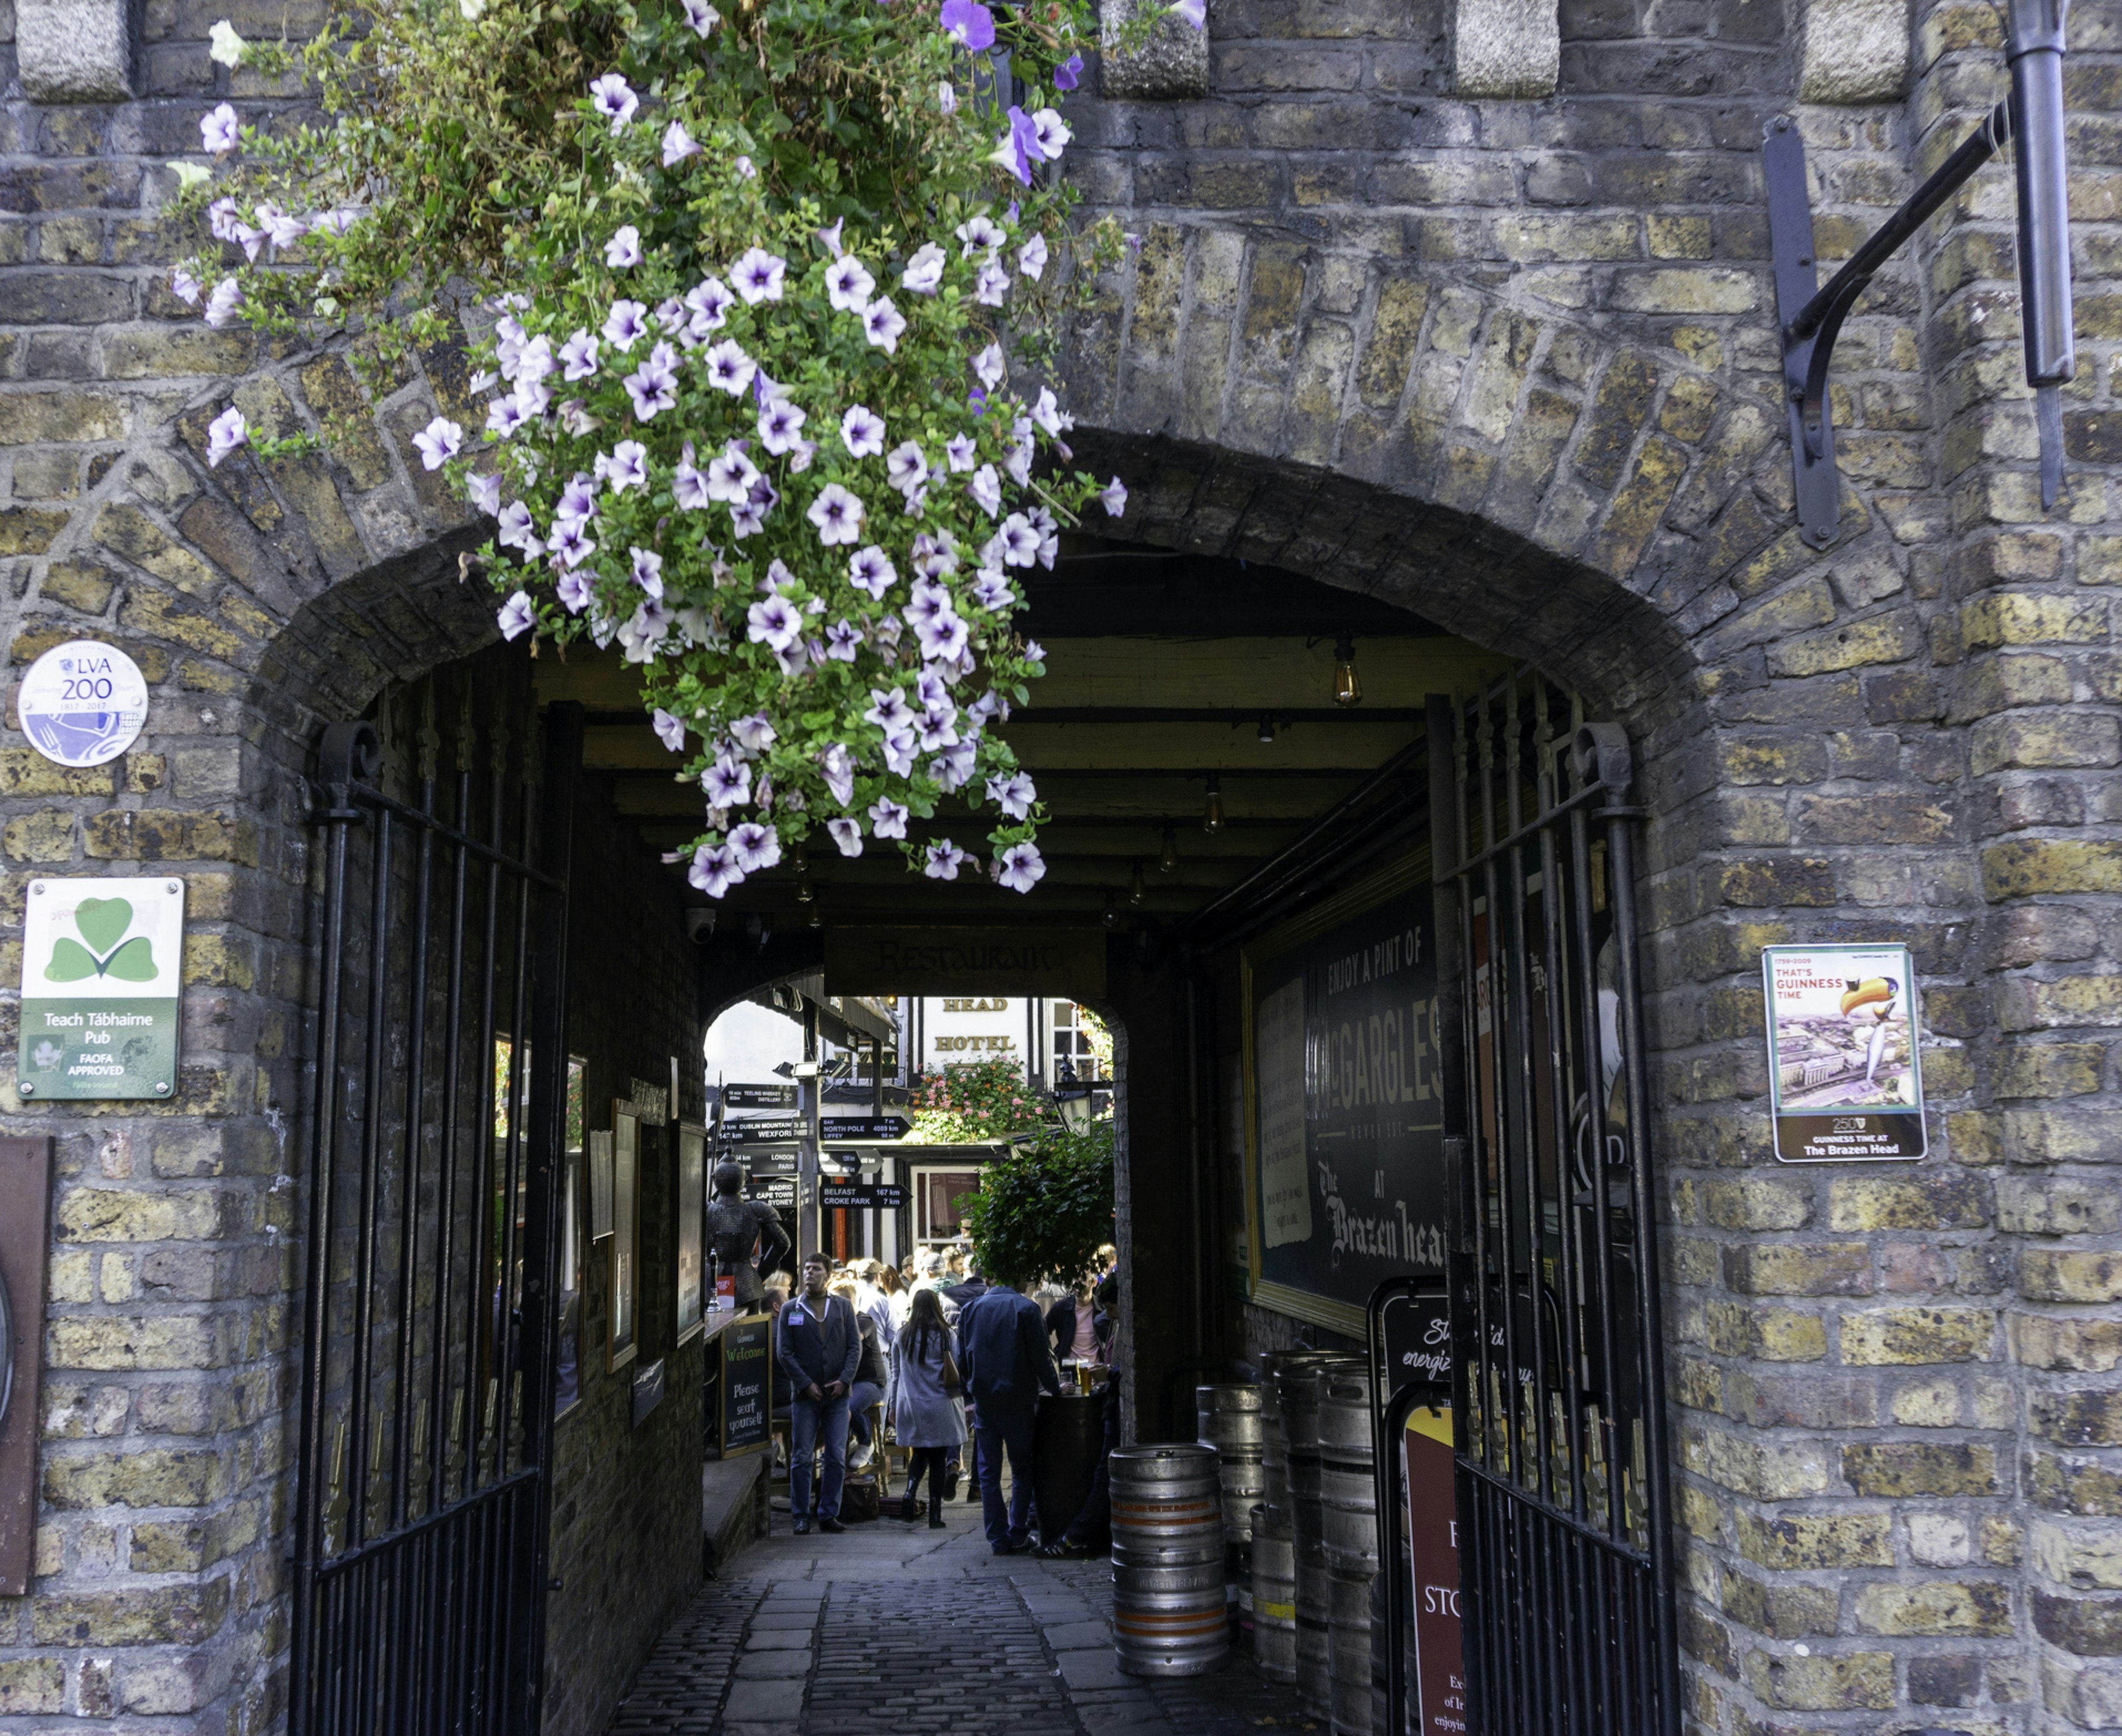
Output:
[606, 1490, 1314, 1736]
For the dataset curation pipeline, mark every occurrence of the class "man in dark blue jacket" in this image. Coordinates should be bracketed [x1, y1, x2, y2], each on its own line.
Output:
[958, 1270, 1062, 1554]
[774, 1253, 862, 1534]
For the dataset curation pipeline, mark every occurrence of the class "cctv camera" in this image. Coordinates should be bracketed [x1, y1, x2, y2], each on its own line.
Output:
[684, 908, 717, 944]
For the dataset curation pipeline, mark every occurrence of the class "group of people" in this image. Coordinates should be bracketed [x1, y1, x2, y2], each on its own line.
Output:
[765, 1245, 1117, 1556]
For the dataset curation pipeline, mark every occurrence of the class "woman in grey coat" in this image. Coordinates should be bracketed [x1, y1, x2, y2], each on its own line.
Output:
[891, 1288, 967, 1528]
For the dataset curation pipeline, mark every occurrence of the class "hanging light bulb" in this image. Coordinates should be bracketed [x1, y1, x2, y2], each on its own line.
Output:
[808, 899, 822, 929]
[1128, 860, 1147, 907]
[1258, 717, 1277, 744]
[1158, 823, 1179, 874]
[1202, 773, 1225, 834]
[1332, 635, 1362, 708]
[1102, 890, 1121, 930]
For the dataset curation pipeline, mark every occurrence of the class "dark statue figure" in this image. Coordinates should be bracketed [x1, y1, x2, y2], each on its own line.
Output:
[707, 1160, 790, 1307]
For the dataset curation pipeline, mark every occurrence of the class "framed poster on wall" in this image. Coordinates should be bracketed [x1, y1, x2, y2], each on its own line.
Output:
[676, 1122, 706, 1345]
[1241, 853, 1445, 1340]
[608, 1101, 641, 1372]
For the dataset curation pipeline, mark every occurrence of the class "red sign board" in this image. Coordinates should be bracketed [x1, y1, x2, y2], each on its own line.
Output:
[1405, 1408, 1466, 1733]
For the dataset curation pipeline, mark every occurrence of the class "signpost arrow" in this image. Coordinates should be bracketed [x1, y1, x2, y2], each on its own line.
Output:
[819, 1115, 911, 1142]
[722, 1083, 797, 1109]
[818, 1181, 908, 1211]
[716, 1116, 803, 1145]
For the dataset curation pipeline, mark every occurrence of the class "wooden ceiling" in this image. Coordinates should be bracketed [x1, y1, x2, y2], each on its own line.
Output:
[532, 539, 1512, 927]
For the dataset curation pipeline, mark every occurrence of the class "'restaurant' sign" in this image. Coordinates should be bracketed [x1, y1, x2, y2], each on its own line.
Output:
[826, 926, 1105, 996]
[1762, 944, 1926, 1163]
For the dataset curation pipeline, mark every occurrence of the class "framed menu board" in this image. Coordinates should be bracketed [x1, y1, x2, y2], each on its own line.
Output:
[718, 1313, 773, 1456]
[1241, 853, 1445, 1339]
[676, 1122, 706, 1345]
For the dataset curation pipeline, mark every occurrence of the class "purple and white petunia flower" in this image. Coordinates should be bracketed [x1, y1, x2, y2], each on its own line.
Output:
[589, 72, 639, 129]
[848, 545, 897, 599]
[259, 203, 308, 249]
[915, 606, 968, 663]
[863, 298, 907, 353]
[923, 839, 968, 880]
[204, 277, 243, 328]
[865, 685, 915, 732]
[729, 822, 781, 874]
[604, 225, 642, 269]
[955, 214, 1006, 257]
[731, 714, 778, 755]
[938, 80, 958, 115]
[547, 520, 597, 567]
[623, 344, 679, 418]
[807, 484, 865, 546]
[905, 577, 952, 628]
[997, 513, 1040, 567]
[630, 546, 665, 598]
[729, 497, 766, 539]
[560, 330, 600, 381]
[689, 841, 744, 897]
[1100, 475, 1128, 517]
[944, 433, 978, 474]
[901, 243, 947, 295]
[761, 559, 796, 595]
[703, 754, 752, 807]
[602, 299, 649, 352]
[468, 472, 503, 515]
[1054, 51, 1084, 90]
[747, 595, 802, 653]
[1031, 386, 1072, 436]
[205, 406, 248, 468]
[886, 441, 930, 496]
[556, 570, 595, 614]
[598, 439, 650, 493]
[996, 841, 1045, 893]
[661, 120, 701, 166]
[870, 797, 910, 839]
[986, 770, 1037, 819]
[821, 743, 856, 807]
[967, 464, 1002, 517]
[554, 472, 600, 527]
[497, 591, 537, 640]
[931, 741, 978, 790]
[939, 0, 996, 48]
[826, 619, 863, 661]
[734, 154, 757, 178]
[673, 446, 712, 511]
[681, 0, 720, 34]
[706, 443, 760, 504]
[1018, 234, 1048, 280]
[1169, 0, 1206, 25]
[201, 103, 241, 154]
[1031, 108, 1071, 158]
[703, 338, 757, 397]
[497, 501, 539, 555]
[686, 277, 735, 336]
[973, 571, 1015, 612]
[880, 730, 917, 776]
[912, 530, 960, 577]
[840, 404, 886, 459]
[508, 334, 554, 389]
[758, 396, 807, 454]
[972, 343, 1007, 391]
[825, 256, 875, 312]
[655, 297, 689, 339]
[209, 197, 241, 242]
[994, 106, 1043, 185]
[617, 598, 672, 663]
[731, 247, 787, 304]
[232, 220, 265, 262]
[654, 708, 686, 752]
[412, 416, 463, 471]
[826, 816, 863, 857]
[559, 398, 601, 437]
[974, 257, 1010, 307]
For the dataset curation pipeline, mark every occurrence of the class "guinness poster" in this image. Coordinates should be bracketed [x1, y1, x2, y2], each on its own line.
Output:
[1243, 855, 1445, 1339]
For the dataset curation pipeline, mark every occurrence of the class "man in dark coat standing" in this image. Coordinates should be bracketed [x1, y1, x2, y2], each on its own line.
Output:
[775, 1253, 862, 1534]
[958, 1269, 1062, 1554]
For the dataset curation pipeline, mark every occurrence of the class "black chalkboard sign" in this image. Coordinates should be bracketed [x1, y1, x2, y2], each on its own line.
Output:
[719, 1313, 773, 1456]
[1243, 854, 1445, 1339]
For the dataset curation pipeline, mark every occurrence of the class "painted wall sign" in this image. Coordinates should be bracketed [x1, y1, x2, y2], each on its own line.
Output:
[17, 639, 148, 769]
[826, 926, 1106, 996]
[1762, 943, 1926, 1162]
[1242, 854, 1444, 1339]
[18, 877, 184, 1100]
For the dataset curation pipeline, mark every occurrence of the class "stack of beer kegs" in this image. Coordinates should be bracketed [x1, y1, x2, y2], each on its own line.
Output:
[1272, 1351, 1364, 1719]
[1110, 1445, 1230, 1677]
[1196, 1382, 1265, 1650]
[1319, 1366, 1381, 1736]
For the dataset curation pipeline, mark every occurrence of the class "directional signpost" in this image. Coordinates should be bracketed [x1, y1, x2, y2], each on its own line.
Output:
[722, 1082, 797, 1109]
[819, 1181, 908, 1211]
[717, 1116, 803, 1146]
[820, 1115, 911, 1142]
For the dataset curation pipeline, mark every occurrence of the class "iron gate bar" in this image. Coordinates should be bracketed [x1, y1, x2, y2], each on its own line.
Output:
[1425, 675, 1679, 1736]
[290, 693, 581, 1736]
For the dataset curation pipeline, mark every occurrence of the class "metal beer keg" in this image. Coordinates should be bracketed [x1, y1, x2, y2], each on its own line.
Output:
[1249, 1503, 1298, 1685]
[1328, 1565, 1377, 1735]
[1276, 1354, 1361, 1718]
[1110, 1445, 1229, 1676]
[1196, 1383, 1266, 1543]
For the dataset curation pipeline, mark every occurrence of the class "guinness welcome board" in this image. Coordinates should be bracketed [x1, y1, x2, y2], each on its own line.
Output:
[1242, 853, 1445, 1340]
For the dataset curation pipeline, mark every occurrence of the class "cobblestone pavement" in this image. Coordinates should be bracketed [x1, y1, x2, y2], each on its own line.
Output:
[606, 1481, 1320, 1736]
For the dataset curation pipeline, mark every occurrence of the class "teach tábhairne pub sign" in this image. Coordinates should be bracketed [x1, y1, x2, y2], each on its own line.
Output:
[1761, 943, 1925, 1163]
[18, 878, 185, 1101]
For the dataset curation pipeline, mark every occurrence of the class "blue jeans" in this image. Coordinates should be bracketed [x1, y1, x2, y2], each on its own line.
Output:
[790, 1391, 850, 1521]
[974, 1409, 1036, 1551]
[848, 1380, 886, 1445]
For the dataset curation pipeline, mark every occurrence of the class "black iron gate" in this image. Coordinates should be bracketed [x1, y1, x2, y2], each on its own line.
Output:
[291, 668, 582, 1736]
[1425, 676, 1679, 1736]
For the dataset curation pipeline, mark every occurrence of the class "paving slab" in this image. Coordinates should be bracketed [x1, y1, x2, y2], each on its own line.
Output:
[733, 1651, 812, 1680]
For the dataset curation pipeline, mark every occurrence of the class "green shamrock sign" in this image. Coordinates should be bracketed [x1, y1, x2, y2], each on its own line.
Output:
[44, 896, 159, 983]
